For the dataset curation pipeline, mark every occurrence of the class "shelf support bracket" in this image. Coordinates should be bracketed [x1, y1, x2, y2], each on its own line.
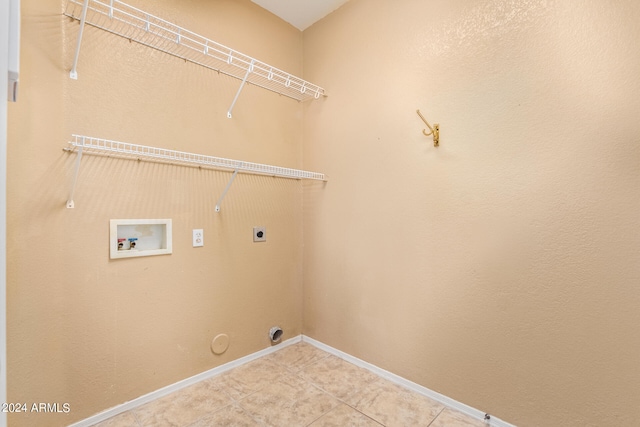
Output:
[69, 0, 90, 80]
[215, 167, 240, 212]
[66, 145, 84, 208]
[227, 59, 255, 118]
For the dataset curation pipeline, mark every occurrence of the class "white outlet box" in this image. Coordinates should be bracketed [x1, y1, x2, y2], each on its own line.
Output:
[109, 219, 172, 259]
[193, 229, 204, 247]
[253, 226, 266, 242]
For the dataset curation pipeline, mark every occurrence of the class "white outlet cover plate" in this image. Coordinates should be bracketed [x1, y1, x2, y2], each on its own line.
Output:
[193, 229, 204, 247]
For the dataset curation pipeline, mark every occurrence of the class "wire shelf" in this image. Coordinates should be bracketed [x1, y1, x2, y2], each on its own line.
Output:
[67, 135, 327, 181]
[64, 0, 327, 102]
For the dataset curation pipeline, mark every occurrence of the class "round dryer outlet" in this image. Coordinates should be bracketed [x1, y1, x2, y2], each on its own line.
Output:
[269, 326, 283, 343]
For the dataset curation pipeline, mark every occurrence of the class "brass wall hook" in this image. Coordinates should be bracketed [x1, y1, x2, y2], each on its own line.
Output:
[416, 109, 439, 147]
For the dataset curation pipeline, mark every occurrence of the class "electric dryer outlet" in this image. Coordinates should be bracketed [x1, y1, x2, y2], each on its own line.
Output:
[253, 227, 266, 242]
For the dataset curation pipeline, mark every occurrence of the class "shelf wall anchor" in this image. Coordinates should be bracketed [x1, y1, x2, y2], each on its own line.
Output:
[215, 167, 240, 212]
[227, 59, 255, 118]
[416, 109, 439, 147]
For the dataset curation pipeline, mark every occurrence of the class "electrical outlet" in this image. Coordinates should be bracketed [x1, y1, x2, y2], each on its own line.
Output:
[193, 229, 203, 247]
[253, 226, 266, 242]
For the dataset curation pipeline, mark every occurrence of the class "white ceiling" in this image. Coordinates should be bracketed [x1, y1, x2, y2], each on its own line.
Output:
[250, 0, 350, 31]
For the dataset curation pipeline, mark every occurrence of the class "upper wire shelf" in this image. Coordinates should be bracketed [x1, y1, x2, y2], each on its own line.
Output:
[64, 0, 327, 104]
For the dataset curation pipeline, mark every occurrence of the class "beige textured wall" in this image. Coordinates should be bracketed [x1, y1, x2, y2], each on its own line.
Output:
[302, 1, 640, 426]
[8, 0, 305, 425]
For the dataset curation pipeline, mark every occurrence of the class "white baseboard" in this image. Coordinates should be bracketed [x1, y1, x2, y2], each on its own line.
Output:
[68, 335, 302, 427]
[71, 334, 515, 427]
[302, 336, 516, 427]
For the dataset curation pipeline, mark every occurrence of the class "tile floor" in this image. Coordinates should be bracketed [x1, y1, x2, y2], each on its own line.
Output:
[94, 342, 486, 427]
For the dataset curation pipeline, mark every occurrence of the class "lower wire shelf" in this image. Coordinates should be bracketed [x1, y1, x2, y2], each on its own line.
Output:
[64, 134, 327, 210]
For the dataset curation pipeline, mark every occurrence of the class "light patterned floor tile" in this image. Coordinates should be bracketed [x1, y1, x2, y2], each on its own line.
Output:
[344, 377, 445, 427]
[309, 403, 384, 427]
[257, 372, 319, 401]
[238, 379, 340, 427]
[93, 411, 140, 427]
[92, 343, 491, 427]
[265, 342, 331, 372]
[299, 355, 380, 400]
[214, 357, 292, 400]
[133, 380, 233, 426]
[430, 407, 488, 427]
[187, 403, 263, 427]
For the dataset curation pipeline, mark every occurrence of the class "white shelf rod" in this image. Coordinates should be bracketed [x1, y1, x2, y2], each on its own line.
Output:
[64, 0, 327, 109]
[65, 135, 327, 209]
[215, 168, 239, 212]
[66, 145, 84, 208]
[227, 59, 254, 119]
[69, 0, 89, 80]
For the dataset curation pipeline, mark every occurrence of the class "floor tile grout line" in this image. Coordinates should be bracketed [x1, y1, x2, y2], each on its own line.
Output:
[302, 400, 384, 427]
[358, 408, 386, 427]
[300, 374, 389, 427]
[334, 399, 388, 427]
[303, 403, 336, 427]
[132, 407, 143, 427]
[303, 404, 338, 427]
[426, 406, 447, 427]
[234, 401, 266, 427]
